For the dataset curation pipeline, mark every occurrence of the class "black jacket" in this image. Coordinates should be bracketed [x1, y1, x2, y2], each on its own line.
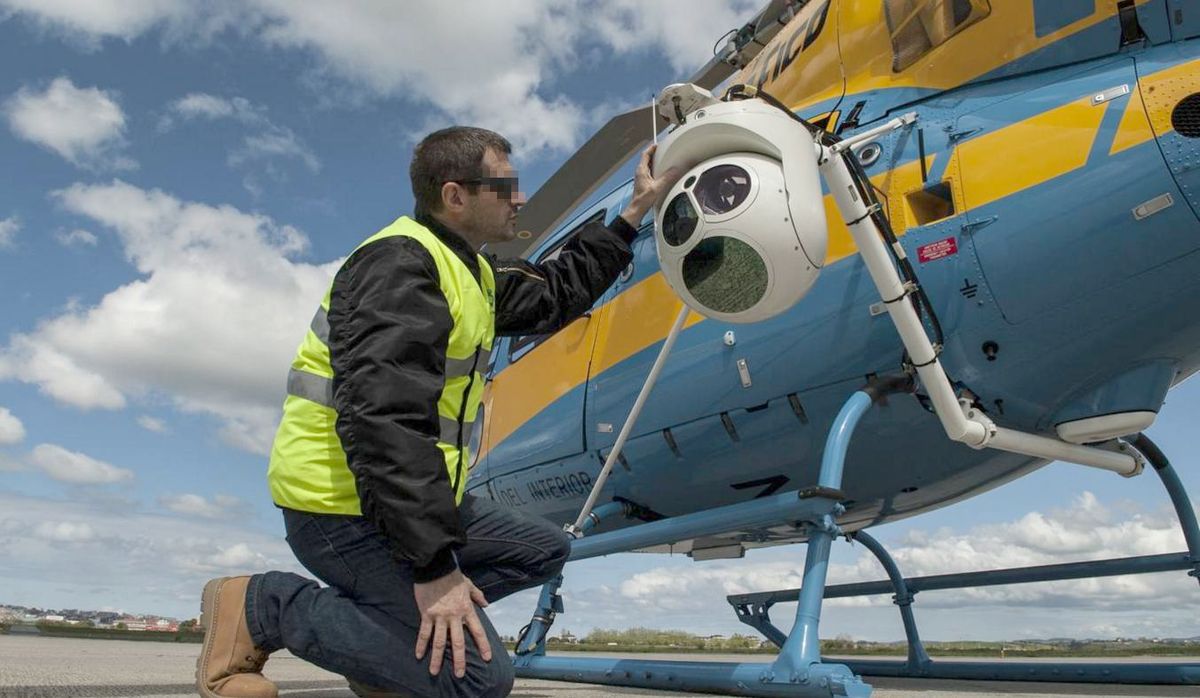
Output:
[327, 213, 637, 581]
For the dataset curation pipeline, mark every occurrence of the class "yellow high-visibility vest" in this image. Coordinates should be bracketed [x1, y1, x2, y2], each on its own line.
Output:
[267, 216, 496, 513]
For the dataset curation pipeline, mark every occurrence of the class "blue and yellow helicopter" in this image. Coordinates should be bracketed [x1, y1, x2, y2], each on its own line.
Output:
[470, 1, 1200, 695]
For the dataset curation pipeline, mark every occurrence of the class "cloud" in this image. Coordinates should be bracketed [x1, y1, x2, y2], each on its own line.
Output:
[30, 443, 134, 484]
[136, 415, 167, 433]
[0, 490, 299, 617]
[55, 228, 99, 248]
[557, 492, 1200, 640]
[3, 76, 134, 171]
[0, 180, 336, 454]
[0, 0, 234, 46]
[229, 128, 319, 173]
[159, 493, 250, 520]
[161, 93, 319, 193]
[2, 2, 756, 155]
[0, 407, 25, 444]
[163, 93, 261, 124]
[34, 521, 96, 543]
[588, 0, 761, 76]
[638, 493, 1194, 610]
[0, 216, 19, 248]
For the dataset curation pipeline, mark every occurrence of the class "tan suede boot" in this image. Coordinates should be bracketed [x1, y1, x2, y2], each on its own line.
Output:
[196, 576, 278, 698]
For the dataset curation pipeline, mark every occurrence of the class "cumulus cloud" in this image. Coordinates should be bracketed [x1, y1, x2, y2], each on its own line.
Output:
[163, 93, 259, 124]
[3, 76, 134, 171]
[510, 492, 1200, 642]
[0, 407, 25, 444]
[588, 0, 760, 75]
[229, 128, 319, 173]
[30, 443, 133, 484]
[0, 0, 235, 46]
[34, 520, 96, 543]
[159, 493, 250, 520]
[136, 415, 167, 433]
[160, 93, 319, 195]
[55, 228, 99, 248]
[0, 216, 19, 248]
[615, 493, 1196, 617]
[0, 491, 299, 617]
[2, 1, 757, 155]
[0, 181, 335, 454]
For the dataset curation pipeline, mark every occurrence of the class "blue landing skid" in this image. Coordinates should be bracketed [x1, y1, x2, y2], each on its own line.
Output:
[723, 430, 1200, 688]
[835, 658, 1200, 685]
[514, 391, 879, 697]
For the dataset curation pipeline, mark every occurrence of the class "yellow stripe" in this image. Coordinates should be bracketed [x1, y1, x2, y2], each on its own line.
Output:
[480, 314, 598, 458]
[1111, 81, 1157, 156]
[590, 275, 704, 376]
[957, 96, 1106, 210]
[484, 58, 1188, 458]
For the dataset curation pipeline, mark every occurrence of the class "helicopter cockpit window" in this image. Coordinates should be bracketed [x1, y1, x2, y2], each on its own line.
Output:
[884, 0, 990, 72]
[507, 208, 606, 363]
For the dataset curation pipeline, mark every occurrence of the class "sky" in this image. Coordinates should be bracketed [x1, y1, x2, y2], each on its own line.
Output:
[0, 0, 1197, 646]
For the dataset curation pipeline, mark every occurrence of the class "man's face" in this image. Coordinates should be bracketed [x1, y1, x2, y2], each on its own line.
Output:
[461, 148, 525, 246]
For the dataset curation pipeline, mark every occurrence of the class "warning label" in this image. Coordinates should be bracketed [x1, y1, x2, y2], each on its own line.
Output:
[917, 237, 958, 263]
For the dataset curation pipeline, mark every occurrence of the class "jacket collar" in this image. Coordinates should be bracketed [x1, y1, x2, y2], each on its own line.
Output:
[414, 211, 481, 281]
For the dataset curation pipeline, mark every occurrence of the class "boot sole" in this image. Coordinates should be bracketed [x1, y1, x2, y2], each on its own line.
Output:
[196, 576, 233, 698]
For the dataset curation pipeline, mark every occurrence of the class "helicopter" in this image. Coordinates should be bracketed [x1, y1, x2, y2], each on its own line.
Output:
[466, 1, 1200, 695]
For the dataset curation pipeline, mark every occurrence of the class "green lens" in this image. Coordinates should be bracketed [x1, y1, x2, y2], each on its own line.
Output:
[682, 236, 768, 314]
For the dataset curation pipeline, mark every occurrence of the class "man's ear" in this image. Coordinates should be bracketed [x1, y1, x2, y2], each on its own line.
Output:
[441, 181, 466, 212]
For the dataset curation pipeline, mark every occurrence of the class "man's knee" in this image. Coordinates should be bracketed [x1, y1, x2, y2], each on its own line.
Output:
[537, 530, 571, 580]
[443, 649, 513, 698]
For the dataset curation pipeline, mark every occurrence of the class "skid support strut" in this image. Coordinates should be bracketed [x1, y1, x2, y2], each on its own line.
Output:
[513, 391, 881, 697]
[726, 431, 1200, 685]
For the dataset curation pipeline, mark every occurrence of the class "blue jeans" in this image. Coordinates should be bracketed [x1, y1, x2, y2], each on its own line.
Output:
[244, 494, 571, 697]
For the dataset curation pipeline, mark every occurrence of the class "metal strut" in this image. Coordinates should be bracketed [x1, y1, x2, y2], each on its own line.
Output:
[1131, 432, 1200, 584]
[513, 390, 880, 697]
[724, 431, 1200, 686]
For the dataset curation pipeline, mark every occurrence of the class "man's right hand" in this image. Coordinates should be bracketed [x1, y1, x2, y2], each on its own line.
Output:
[414, 569, 492, 678]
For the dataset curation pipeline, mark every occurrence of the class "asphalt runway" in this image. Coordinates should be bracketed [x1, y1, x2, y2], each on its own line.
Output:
[1, 635, 1197, 698]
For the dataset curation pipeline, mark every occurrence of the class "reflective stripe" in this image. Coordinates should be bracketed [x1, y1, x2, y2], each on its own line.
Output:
[440, 416, 477, 446]
[310, 307, 330, 344]
[288, 368, 333, 408]
[278, 394, 472, 447]
[445, 346, 492, 379]
[289, 368, 468, 444]
[440, 416, 461, 445]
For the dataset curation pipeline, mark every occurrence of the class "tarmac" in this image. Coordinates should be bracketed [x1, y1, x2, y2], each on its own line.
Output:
[1, 635, 1197, 698]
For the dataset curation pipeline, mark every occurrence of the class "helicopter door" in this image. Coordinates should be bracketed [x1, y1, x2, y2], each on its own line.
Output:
[479, 207, 615, 478]
[955, 58, 1199, 324]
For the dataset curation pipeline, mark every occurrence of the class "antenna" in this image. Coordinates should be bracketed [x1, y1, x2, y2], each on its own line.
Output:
[651, 94, 658, 145]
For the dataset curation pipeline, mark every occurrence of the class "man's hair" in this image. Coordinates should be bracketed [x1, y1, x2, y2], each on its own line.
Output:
[410, 126, 512, 215]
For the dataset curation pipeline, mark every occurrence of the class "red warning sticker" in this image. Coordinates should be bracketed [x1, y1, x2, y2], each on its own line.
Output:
[917, 237, 958, 263]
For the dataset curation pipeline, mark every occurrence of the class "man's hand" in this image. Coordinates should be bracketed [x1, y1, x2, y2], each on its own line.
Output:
[619, 144, 684, 228]
[414, 569, 491, 678]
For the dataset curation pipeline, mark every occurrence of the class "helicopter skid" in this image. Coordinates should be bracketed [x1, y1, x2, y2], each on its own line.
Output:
[513, 392, 880, 697]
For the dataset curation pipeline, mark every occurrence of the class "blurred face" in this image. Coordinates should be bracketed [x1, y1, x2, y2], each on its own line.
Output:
[460, 148, 525, 246]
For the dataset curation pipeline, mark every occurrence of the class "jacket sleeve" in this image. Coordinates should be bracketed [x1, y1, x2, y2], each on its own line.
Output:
[327, 236, 464, 582]
[491, 215, 638, 336]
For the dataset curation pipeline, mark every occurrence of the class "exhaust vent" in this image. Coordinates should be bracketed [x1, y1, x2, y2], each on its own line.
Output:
[1171, 93, 1200, 138]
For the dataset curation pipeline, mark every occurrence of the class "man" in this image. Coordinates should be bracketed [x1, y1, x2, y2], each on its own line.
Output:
[195, 126, 681, 698]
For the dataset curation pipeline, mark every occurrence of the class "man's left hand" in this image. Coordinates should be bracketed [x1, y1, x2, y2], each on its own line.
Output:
[619, 144, 684, 228]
